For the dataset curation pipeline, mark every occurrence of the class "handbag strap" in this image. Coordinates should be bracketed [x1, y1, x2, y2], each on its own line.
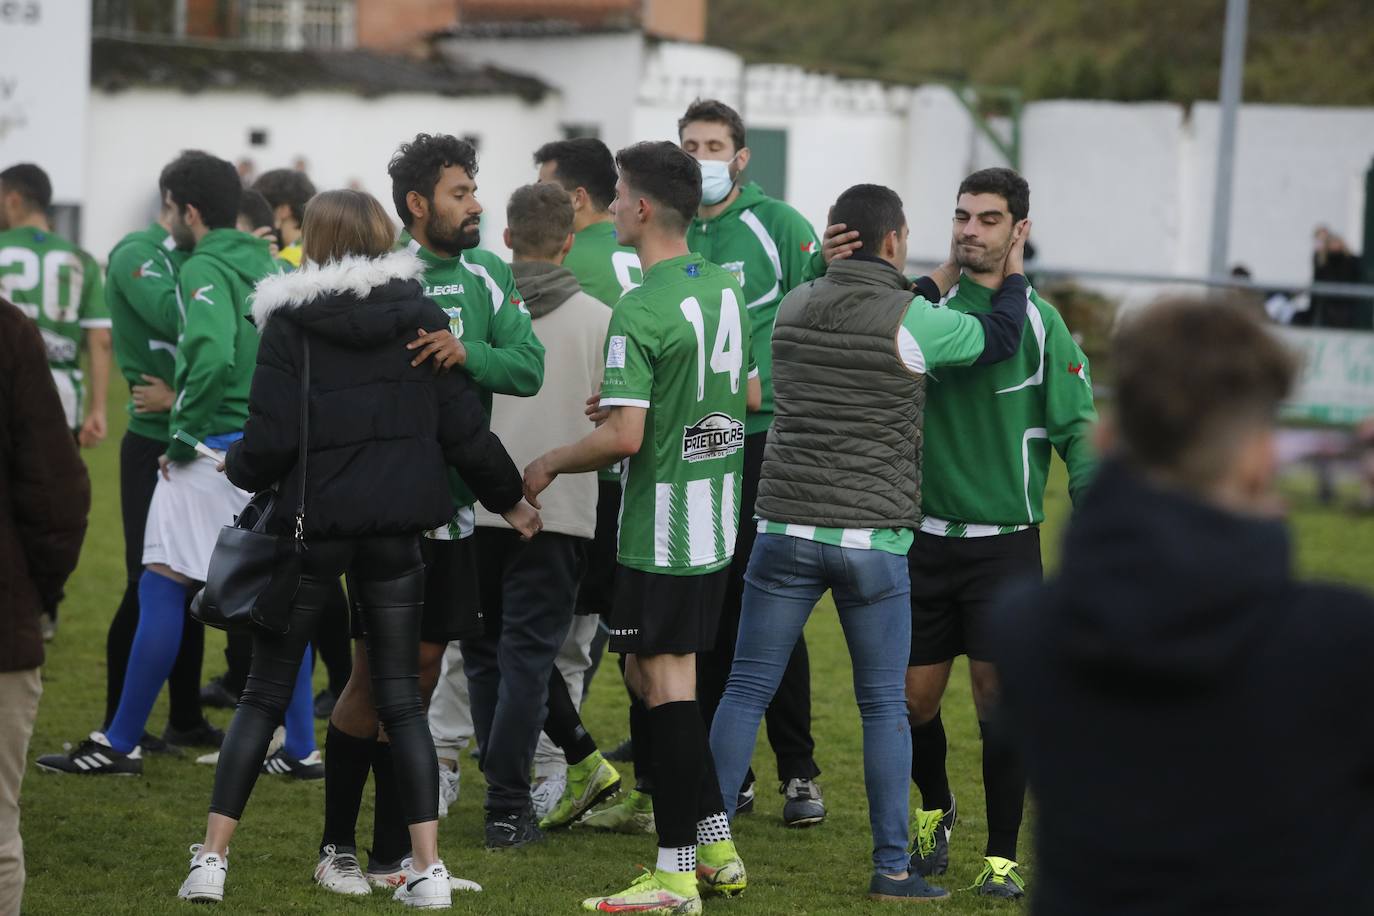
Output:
[295, 334, 310, 543]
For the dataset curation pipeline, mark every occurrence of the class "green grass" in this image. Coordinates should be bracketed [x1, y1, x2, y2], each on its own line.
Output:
[19, 383, 1374, 914]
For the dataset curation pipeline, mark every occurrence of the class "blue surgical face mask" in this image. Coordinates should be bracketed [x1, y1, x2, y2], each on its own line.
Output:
[698, 155, 739, 206]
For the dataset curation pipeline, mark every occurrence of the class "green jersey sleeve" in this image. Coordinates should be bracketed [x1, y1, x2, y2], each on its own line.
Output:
[77, 251, 109, 328]
[460, 260, 545, 397]
[167, 262, 239, 462]
[107, 240, 181, 341]
[1041, 309, 1098, 503]
[897, 297, 987, 373]
[771, 204, 822, 291]
[598, 297, 656, 408]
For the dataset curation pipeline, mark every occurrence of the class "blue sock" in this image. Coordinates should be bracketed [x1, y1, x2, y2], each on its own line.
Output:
[106, 570, 188, 753]
[283, 644, 316, 760]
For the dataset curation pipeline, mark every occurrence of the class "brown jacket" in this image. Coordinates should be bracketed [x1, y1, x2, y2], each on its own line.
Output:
[0, 299, 90, 671]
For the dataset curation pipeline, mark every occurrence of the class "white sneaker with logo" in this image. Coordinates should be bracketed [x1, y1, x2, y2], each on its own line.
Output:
[177, 844, 227, 902]
[530, 770, 567, 821]
[393, 859, 454, 908]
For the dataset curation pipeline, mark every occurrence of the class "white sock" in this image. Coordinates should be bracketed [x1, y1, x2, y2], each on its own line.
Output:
[696, 812, 731, 845]
[656, 845, 695, 874]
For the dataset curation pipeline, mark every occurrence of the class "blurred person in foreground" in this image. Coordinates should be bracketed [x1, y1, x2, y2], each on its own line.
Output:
[995, 298, 1374, 914]
[252, 168, 316, 269]
[0, 297, 90, 915]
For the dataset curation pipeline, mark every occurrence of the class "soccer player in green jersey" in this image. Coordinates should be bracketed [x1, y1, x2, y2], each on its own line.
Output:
[679, 99, 826, 826]
[526, 141, 757, 915]
[0, 163, 112, 448]
[535, 137, 642, 307]
[320, 133, 544, 891]
[829, 169, 1097, 899]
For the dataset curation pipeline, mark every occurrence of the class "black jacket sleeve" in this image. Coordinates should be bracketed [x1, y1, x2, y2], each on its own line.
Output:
[911, 275, 942, 304]
[971, 274, 1031, 365]
[434, 369, 523, 515]
[225, 318, 302, 494]
[7, 310, 90, 611]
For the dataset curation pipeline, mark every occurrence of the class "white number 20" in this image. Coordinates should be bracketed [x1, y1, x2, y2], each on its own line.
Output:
[679, 288, 742, 401]
[0, 247, 83, 323]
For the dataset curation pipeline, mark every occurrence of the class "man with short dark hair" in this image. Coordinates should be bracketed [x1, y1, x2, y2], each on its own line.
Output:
[888, 167, 1095, 899]
[525, 140, 757, 914]
[252, 168, 316, 268]
[712, 182, 1031, 904]
[676, 96, 827, 830]
[37, 150, 281, 778]
[318, 133, 544, 893]
[456, 182, 614, 848]
[0, 162, 112, 456]
[534, 138, 642, 306]
[994, 298, 1374, 915]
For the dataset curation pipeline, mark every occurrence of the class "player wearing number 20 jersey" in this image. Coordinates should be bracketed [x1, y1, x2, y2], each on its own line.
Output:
[0, 225, 108, 430]
[599, 250, 754, 576]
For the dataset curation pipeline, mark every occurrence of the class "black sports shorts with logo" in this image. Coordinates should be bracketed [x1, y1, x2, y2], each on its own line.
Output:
[907, 527, 1042, 665]
[608, 565, 729, 655]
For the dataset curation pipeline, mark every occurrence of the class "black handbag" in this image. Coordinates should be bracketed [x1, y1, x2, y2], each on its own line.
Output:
[191, 336, 311, 634]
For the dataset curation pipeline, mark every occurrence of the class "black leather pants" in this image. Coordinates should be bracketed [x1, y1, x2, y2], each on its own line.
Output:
[209, 535, 438, 825]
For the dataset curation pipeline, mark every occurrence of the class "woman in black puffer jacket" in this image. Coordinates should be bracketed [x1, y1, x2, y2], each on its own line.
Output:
[180, 190, 540, 909]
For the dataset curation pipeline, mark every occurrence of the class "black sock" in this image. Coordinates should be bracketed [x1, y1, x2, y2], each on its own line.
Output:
[320, 724, 375, 854]
[166, 594, 206, 731]
[980, 717, 1025, 860]
[649, 701, 706, 850]
[370, 742, 412, 865]
[543, 667, 597, 766]
[103, 581, 140, 730]
[629, 694, 655, 794]
[911, 709, 952, 812]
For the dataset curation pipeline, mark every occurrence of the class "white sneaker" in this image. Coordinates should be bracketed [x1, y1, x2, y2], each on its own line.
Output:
[314, 844, 370, 896]
[177, 844, 227, 902]
[392, 859, 453, 908]
[530, 770, 567, 821]
[437, 765, 460, 818]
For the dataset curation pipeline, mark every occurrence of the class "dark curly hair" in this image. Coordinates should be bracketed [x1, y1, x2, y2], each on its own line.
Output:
[158, 150, 241, 229]
[957, 167, 1030, 223]
[387, 133, 479, 227]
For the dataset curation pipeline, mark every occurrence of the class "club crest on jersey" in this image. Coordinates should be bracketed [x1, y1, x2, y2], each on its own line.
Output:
[682, 412, 744, 463]
[722, 260, 745, 289]
[443, 306, 464, 338]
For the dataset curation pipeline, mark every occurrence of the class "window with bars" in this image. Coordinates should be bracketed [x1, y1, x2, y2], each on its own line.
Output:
[241, 0, 356, 50]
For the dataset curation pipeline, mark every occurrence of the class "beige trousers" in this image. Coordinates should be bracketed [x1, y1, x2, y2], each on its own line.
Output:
[0, 667, 42, 916]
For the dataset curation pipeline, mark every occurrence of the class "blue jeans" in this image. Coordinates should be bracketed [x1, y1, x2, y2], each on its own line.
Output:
[709, 532, 913, 875]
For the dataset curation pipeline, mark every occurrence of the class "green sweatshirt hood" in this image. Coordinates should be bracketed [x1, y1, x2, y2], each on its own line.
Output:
[193, 229, 275, 287]
[698, 181, 769, 225]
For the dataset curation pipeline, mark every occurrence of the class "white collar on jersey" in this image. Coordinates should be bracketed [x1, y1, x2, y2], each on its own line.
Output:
[251, 248, 425, 327]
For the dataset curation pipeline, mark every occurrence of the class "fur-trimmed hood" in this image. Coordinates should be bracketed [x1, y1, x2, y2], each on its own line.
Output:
[248, 248, 444, 351]
[251, 248, 426, 327]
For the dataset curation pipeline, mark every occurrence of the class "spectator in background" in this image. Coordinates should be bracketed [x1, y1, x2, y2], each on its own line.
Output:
[995, 298, 1374, 915]
[0, 297, 91, 914]
[1300, 225, 1368, 329]
[252, 168, 317, 269]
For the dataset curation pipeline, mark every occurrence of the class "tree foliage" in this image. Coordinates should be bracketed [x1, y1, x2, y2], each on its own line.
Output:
[707, 0, 1374, 105]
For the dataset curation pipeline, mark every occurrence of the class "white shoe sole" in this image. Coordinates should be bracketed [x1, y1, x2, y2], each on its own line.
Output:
[179, 883, 224, 902]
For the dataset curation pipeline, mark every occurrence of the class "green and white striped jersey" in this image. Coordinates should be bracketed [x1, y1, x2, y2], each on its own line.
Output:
[0, 226, 108, 429]
[599, 252, 754, 576]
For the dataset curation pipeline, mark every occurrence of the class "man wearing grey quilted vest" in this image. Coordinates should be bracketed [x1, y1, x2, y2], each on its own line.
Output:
[708, 183, 1030, 904]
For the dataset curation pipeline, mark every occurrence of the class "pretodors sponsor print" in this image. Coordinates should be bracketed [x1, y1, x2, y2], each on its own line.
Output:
[681, 411, 744, 463]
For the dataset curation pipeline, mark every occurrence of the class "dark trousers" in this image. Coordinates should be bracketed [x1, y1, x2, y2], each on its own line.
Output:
[105, 430, 204, 731]
[210, 535, 436, 825]
[696, 430, 819, 782]
[462, 527, 584, 815]
[222, 577, 351, 697]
